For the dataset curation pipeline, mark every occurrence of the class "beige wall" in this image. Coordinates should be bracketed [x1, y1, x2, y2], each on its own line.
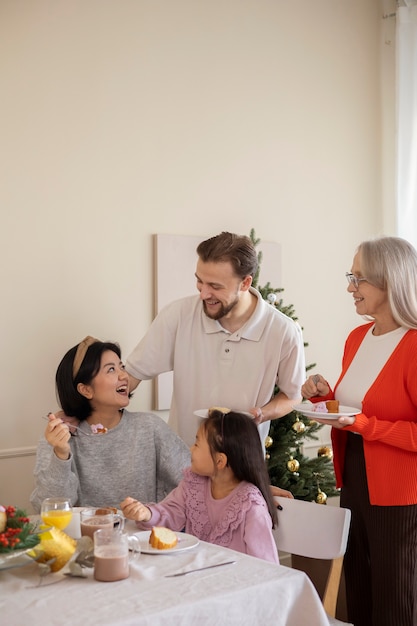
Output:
[0, 0, 394, 511]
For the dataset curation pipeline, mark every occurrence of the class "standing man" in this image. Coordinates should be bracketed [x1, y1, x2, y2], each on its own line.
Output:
[126, 231, 305, 448]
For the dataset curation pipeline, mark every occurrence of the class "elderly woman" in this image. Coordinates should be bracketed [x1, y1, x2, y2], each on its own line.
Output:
[302, 237, 417, 626]
[30, 337, 190, 512]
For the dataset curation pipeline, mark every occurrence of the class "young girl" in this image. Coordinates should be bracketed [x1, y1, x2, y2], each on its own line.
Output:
[121, 410, 279, 563]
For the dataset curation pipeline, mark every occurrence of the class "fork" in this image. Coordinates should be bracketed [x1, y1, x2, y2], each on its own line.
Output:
[42, 415, 92, 436]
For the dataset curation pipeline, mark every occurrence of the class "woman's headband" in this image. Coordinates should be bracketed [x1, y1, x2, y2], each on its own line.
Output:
[72, 335, 99, 379]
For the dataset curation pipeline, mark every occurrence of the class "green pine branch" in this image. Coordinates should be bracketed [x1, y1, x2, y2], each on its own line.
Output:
[250, 229, 338, 502]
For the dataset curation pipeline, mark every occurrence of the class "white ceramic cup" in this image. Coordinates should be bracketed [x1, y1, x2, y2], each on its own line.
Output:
[65, 508, 82, 539]
[93, 528, 140, 582]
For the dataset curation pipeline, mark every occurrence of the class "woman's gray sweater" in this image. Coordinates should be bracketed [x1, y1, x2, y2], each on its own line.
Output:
[30, 410, 190, 513]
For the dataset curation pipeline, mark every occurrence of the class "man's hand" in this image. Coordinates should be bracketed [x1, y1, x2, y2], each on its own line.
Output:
[269, 485, 294, 499]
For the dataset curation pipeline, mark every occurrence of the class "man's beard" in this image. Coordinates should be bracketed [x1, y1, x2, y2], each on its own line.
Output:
[203, 295, 239, 321]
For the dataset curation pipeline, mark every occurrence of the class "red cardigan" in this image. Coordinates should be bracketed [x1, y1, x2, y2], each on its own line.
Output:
[325, 323, 417, 506]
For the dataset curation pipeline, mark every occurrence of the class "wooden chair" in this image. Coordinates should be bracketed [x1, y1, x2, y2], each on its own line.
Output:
[273, 496, 352, 625]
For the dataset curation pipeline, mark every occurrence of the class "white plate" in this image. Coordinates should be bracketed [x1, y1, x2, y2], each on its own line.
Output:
[293, 403, 361, 420]
[134, 531, 199, 554]
[194, 409, 255, 419]
[0, 550, 36, 571]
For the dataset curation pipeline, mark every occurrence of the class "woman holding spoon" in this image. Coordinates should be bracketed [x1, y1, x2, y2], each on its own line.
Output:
[31, 337, 190, 513]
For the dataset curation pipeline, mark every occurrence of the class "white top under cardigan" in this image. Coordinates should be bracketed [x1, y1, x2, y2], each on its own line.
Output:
[336, 325, 408, 408]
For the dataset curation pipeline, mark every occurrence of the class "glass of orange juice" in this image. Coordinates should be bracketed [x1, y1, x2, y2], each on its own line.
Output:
[41, 497, 73, 530]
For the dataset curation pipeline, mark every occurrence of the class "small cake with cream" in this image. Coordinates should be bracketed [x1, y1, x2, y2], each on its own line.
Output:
[311, 401, 328, 413]
[90, 423, 108, 434]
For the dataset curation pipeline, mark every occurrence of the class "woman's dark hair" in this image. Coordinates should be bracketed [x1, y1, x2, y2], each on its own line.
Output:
[196, 232, 258, 280]
[56, 341, 122, 421]
[202, 410, 278, 528]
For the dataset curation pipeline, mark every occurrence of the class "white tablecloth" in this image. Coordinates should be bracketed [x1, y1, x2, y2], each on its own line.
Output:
[0, 523, 329, 626]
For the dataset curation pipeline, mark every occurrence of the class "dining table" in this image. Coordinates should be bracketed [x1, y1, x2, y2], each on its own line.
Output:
[0, 518, 330, 625]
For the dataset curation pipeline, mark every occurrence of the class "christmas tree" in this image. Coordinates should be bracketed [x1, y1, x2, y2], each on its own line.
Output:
[250, 229, 338, 503]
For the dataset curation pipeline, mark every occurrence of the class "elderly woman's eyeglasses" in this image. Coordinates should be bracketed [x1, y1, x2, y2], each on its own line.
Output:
[345, 273, 368, 289]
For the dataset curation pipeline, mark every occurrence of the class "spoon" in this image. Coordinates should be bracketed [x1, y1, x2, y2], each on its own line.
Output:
[41, 415, 92, 436]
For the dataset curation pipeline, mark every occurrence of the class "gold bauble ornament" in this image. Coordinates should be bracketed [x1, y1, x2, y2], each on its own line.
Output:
[317, 446, 333, 460]
[287, 457, 300, 473]
[292, 417, 306, 434]
[264, 436, 273, 449]
[316, 488, 328, 504]
[265, 453, 270, 460]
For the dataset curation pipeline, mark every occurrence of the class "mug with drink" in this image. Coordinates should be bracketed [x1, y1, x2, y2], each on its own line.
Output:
[80, 507, 125, 539]
[93, 528, 140, 582]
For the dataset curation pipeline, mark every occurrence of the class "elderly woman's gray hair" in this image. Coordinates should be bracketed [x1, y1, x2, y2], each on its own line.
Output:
[358, 236, 417, 329]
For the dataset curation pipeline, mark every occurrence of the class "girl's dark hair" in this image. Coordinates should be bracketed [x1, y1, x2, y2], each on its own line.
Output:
[202, 410, 278, 528]
[56, 341, 122, 421]
[196, 232, 258, 280]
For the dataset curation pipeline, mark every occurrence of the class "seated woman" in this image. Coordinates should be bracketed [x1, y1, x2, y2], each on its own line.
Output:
[30, 336, 191, 513]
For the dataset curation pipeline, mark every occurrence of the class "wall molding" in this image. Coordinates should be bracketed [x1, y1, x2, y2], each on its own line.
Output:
[0, 446, 36, 460]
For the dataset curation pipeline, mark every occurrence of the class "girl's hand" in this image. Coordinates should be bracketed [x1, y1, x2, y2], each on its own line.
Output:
[301, 374, 330, 399]
[45, 413, 71, 460]
[120, 497, 152, 522]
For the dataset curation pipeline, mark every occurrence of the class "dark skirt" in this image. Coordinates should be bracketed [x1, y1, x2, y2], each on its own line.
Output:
[340, 432, 417, 626]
